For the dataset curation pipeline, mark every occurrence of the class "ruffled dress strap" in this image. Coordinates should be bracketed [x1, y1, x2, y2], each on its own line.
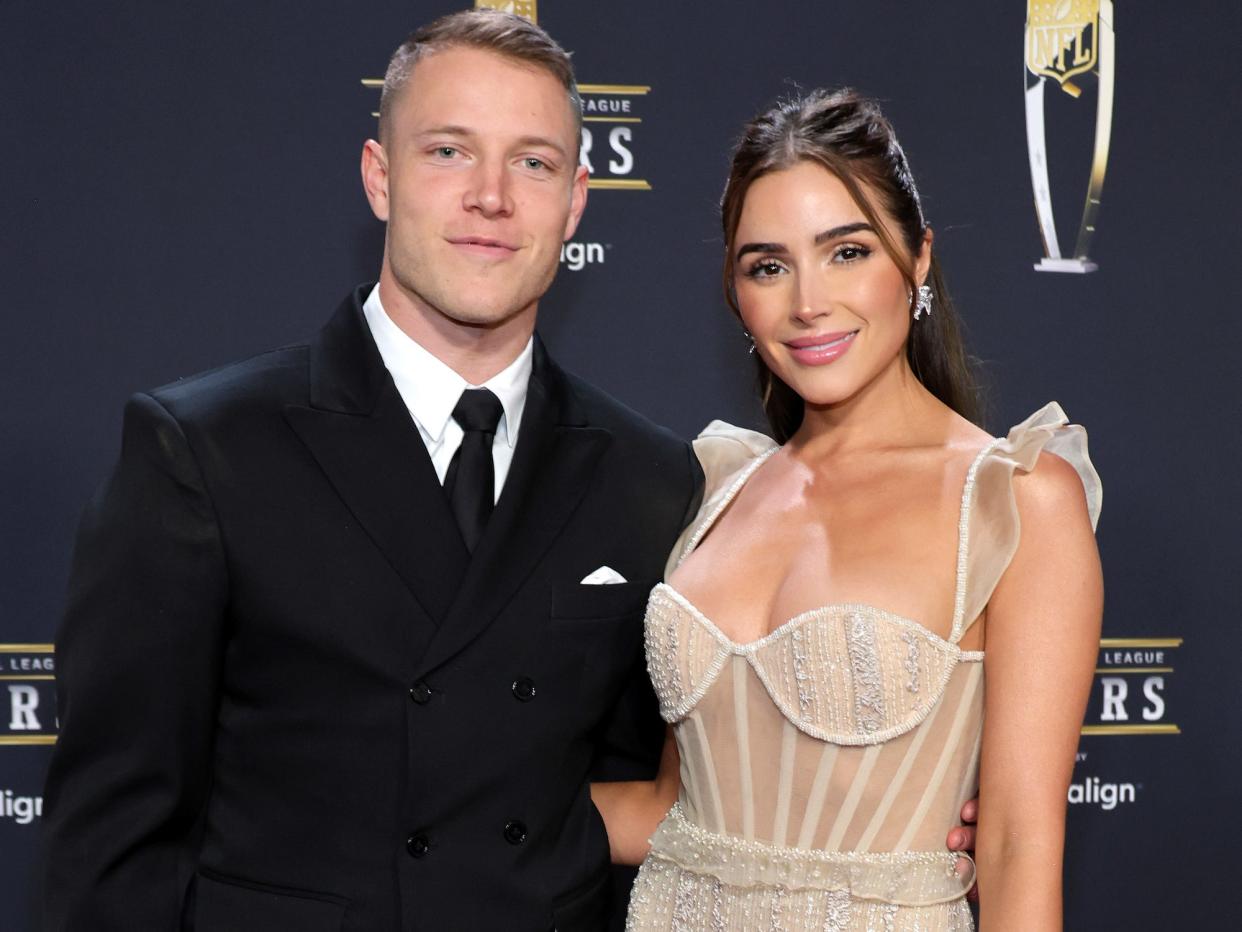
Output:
[952, 401, 1102, 642]
[664, 420, 778, 579]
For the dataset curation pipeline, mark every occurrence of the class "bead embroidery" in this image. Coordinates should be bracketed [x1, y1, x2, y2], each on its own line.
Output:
[771, 884, 787, 932]
[648, 583, 977, 744]
[672, 868, 697, 931]
[709, 877, 726, 932]
[846, 611, 885, 733]
[629, 844, 972, 931]
[792, 625, 815, 719]
[902, 630, 921, 694]
[822, 889, 851, 931]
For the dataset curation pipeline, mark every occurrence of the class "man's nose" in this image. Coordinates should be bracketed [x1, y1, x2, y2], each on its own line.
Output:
[463, 160, 513, 218]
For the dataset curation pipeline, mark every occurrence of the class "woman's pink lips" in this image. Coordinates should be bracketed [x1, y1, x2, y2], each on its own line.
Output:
[784, 330, 859, 365]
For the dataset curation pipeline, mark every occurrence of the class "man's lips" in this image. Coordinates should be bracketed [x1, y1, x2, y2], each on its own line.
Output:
[446, 235, 519, 255]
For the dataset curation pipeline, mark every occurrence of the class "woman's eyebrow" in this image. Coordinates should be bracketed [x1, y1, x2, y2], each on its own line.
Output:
[814, 221, 874, 244]
[735, 241, 785, 261]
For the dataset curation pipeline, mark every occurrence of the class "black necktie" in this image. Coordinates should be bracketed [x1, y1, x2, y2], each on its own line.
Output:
[444, 388, 504, 552]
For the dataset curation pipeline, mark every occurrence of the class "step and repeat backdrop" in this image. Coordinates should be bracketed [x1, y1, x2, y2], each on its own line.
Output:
[3, 1, 1237, 928]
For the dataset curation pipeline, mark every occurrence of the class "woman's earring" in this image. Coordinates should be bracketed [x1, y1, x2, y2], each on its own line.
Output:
[743, 330, 756, 355]
[914, 285, 933, 321]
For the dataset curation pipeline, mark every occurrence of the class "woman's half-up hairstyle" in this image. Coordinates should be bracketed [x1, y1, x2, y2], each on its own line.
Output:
[721, 89, 980, 441]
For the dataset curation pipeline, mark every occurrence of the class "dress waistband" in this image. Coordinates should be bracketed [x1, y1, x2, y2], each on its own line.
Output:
[647, 803, 975, 908]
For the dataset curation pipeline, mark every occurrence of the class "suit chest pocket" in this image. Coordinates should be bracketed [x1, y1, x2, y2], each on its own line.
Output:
[550, 579, 654, 621]
[545, 581, 654, 707]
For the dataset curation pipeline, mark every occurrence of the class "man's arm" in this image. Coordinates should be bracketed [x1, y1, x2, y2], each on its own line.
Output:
[590, 440, 703, 782]
[591, 725, 679, 865]
[42, 392, 229, 931]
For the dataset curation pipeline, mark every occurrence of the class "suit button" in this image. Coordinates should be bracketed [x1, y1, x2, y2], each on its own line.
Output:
[503, 820, 528, 845]
[406, 832, 430, 858]
[511, 677, 536, 702]
[409, 681, 432, 705]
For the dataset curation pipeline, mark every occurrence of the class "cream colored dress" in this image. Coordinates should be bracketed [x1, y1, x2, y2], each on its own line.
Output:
[626, 404, 1101, 932]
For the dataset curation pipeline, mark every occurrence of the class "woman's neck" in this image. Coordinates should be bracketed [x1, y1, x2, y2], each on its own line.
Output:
[790, 355, 951, 458]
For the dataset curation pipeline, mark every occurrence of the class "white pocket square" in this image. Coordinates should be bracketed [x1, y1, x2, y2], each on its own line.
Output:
[580, 565, 627, 585]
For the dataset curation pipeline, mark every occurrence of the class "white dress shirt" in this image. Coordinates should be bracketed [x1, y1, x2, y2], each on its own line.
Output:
[362, 285, 532, 503]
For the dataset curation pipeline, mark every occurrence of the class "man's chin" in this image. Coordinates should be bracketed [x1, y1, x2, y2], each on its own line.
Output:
[434, 299, 536, 332]
[387, 278, 532, 330]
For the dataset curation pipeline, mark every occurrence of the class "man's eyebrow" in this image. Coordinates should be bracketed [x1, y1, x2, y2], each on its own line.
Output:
[814, 222, 874, 244]
[415, 125, 474, 138]
[515, 135, 569, 158]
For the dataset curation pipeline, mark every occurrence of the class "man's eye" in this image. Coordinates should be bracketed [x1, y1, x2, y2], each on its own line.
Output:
[523, 157, 547, 170]
[434, 146, 458, 158]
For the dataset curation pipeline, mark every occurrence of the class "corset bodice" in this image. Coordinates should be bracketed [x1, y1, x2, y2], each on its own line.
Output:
[646, 586, 985, 866]
[632, 404, 1101, 920]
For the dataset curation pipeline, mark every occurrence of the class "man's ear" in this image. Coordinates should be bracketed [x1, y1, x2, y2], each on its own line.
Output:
[361, 139, 390, 222]
[561, 163, 589, 242]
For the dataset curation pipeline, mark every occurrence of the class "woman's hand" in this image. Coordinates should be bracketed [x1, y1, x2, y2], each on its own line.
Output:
[947, 796, 979, 902]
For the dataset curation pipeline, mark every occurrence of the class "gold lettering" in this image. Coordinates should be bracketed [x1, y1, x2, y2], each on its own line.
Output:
[1073, 26, 1092, 65]
[1057, 26, 1080, 70]
[1032, 27, 1060, 70]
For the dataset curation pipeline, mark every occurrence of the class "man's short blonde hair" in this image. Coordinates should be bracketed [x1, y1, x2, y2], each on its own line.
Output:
[378, 9, 582, 143]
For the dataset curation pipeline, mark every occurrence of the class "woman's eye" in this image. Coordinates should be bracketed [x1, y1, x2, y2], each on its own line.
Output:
[834, 243, 871, 263]
[746, 259, 786, 278]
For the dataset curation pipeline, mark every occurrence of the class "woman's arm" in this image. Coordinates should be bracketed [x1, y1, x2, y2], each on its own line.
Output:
[590, 725, 680, 865]
[975, 452, 1103, 931]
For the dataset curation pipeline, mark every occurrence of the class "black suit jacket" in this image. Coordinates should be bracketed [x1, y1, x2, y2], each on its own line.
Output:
[42, 286, 703, 932]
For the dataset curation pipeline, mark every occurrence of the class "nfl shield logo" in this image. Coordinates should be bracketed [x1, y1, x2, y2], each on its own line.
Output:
[1026, 0, 1099, 95]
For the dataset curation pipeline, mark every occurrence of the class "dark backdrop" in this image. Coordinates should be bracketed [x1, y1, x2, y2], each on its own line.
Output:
[3, 2, 1238, 928]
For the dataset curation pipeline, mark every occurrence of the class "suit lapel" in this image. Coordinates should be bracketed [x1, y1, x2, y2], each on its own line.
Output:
[284, 288, 469, 625]
[415, 342, 611, 677]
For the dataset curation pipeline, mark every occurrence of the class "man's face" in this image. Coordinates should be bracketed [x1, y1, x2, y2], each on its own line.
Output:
[363, 46, 587, 332]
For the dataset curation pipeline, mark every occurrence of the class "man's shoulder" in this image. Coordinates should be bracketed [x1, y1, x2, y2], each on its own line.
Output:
[560, 369, 703, 525]
[561, 370, 686, 453]
[145, 342, 310, 424]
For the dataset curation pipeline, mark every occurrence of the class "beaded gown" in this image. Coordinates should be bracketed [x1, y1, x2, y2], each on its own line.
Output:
[626, 403, 1101, 932]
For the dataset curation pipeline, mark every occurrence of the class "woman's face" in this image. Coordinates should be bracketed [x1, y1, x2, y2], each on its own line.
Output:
[731, 160, 929, 410]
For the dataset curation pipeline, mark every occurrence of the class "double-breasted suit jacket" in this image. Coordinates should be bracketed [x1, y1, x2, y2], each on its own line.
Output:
[43, 286, 703, 932]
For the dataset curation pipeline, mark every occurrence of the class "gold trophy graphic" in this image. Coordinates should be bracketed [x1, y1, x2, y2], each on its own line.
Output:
[1024, 0, 1115, 273]
[475, 0, 537, 20]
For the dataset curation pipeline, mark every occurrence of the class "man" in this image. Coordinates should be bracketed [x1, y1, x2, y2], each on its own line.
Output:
[42, 11, 701, 931]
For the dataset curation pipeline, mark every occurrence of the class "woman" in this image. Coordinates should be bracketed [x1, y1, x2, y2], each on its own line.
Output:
[593, 89, 1103, 930]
